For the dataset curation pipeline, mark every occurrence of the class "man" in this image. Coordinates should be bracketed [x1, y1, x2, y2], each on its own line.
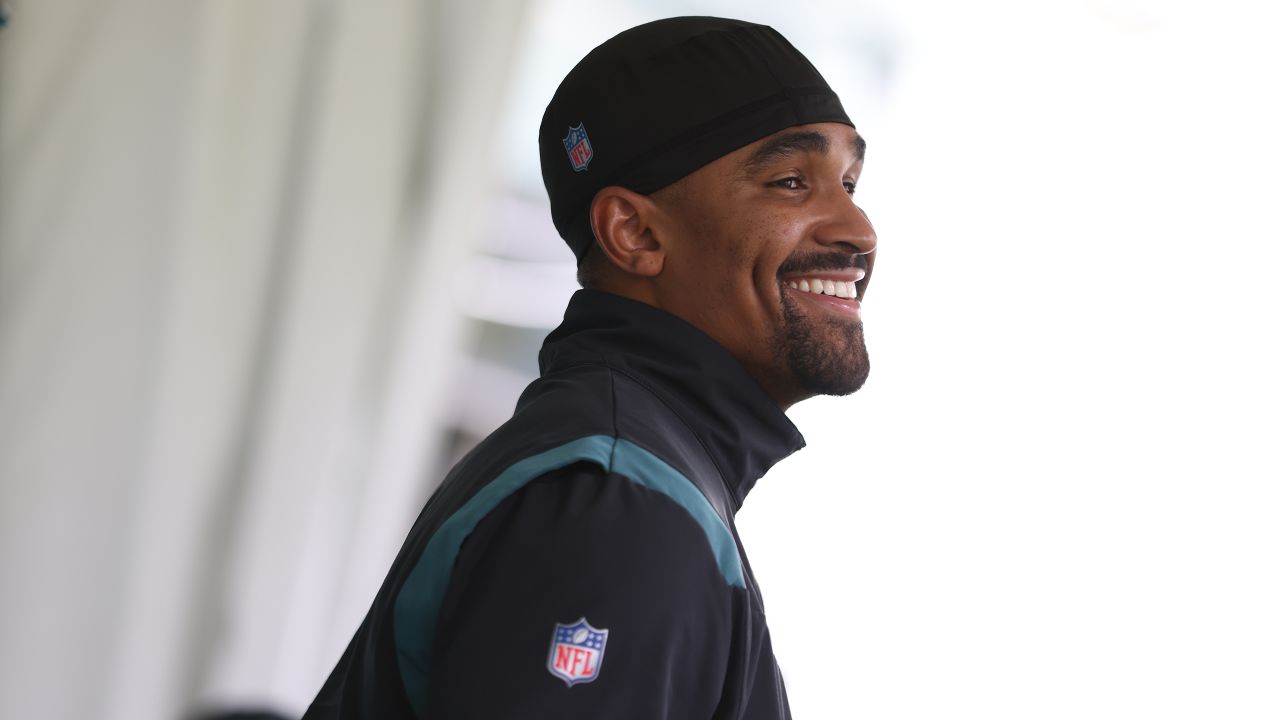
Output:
[305, 16, 875, 719]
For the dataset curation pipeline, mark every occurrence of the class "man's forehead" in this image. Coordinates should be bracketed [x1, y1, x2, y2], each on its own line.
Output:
[739, 125, 866, 175]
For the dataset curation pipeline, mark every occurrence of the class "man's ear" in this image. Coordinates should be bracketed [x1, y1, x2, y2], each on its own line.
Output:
[588, 186, 665, 277]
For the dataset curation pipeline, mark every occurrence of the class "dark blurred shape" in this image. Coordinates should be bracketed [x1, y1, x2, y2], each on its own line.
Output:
[0, 3, 11, 29]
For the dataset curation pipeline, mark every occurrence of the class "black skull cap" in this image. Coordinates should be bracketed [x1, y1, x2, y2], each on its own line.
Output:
[539, 16, 854, 263]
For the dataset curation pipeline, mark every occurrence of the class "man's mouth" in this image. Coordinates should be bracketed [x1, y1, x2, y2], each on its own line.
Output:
[777, 252, 871, 303]
[783, 268, 867, 301]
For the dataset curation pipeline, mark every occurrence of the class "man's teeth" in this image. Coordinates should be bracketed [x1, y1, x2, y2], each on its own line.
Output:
[786, 278, 857, 299]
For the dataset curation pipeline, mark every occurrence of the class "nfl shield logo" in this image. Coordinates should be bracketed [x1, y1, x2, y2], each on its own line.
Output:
[562, 123, 593, 172]
[546, 617, 608, 686]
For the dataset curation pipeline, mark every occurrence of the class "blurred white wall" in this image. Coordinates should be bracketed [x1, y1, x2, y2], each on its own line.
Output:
[733, 1, 1280, 718]
[0, 1, 526, 718]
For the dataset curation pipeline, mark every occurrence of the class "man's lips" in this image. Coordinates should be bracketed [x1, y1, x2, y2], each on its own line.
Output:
[781, 270, 865, 317]
[778, 251, 871, 300]
[782, 268, 868, 299]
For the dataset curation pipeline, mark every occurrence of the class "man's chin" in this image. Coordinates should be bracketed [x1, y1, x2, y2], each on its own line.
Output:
[784, 320, 870, 397]
[776, 294, 871, 398]
[793, 349, 870, 397]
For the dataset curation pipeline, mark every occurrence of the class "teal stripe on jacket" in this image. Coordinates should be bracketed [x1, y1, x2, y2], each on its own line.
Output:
[392, 434, 744, 718]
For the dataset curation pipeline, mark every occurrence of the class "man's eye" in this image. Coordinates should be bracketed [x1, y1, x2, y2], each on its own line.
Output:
[843, 181, 857, 195]
[771, 177, 804, 190]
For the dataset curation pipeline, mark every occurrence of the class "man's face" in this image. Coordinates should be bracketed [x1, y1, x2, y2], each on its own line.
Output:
[650, 122, 877, 408]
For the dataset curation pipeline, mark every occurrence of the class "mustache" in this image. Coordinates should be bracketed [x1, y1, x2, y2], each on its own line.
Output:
[776, 252, 868, 278]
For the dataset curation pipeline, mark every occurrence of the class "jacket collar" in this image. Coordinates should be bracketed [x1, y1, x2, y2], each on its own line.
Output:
[538, 289, 805, 510]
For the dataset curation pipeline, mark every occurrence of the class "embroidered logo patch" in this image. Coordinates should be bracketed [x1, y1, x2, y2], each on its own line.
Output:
[547, 617, 608, 686]
[562, 123, 593, 172]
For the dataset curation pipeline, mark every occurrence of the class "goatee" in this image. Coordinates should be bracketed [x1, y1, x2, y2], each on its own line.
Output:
[774, 290, 870, 397]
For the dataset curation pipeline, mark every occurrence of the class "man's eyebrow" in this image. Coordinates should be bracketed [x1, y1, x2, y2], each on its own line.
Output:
[741, 130, 867, 175]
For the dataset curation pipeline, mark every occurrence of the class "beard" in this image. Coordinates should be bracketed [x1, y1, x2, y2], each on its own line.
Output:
[773, 285, 871, 397]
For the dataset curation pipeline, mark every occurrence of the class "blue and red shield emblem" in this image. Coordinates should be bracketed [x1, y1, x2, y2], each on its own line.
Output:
[562, 123, 593, 172]
[546, 617, 608, 686]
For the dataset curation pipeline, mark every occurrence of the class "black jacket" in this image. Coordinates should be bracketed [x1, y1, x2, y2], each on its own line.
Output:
[305, 290, 806, 719]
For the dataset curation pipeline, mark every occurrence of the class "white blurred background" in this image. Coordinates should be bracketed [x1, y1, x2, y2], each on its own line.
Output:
[1, 1, 1277, 718]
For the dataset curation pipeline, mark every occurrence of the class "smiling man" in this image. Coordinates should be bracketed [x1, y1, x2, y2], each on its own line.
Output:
[582, 123, 874, 408]
[305, 16, 875, 720]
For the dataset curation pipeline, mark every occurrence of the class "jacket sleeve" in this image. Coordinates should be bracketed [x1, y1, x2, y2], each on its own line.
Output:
[420, 460, 737, 719]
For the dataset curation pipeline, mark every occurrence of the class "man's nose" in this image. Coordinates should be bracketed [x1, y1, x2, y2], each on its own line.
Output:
[814, 187, 877, 257]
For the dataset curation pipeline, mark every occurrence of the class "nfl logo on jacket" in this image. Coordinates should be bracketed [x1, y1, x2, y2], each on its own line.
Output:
[547, 617, 609, 686]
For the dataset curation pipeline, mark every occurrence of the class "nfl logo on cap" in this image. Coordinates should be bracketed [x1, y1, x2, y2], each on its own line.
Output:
[562, 123, 593, 172]
[547, 617, 608, 686]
